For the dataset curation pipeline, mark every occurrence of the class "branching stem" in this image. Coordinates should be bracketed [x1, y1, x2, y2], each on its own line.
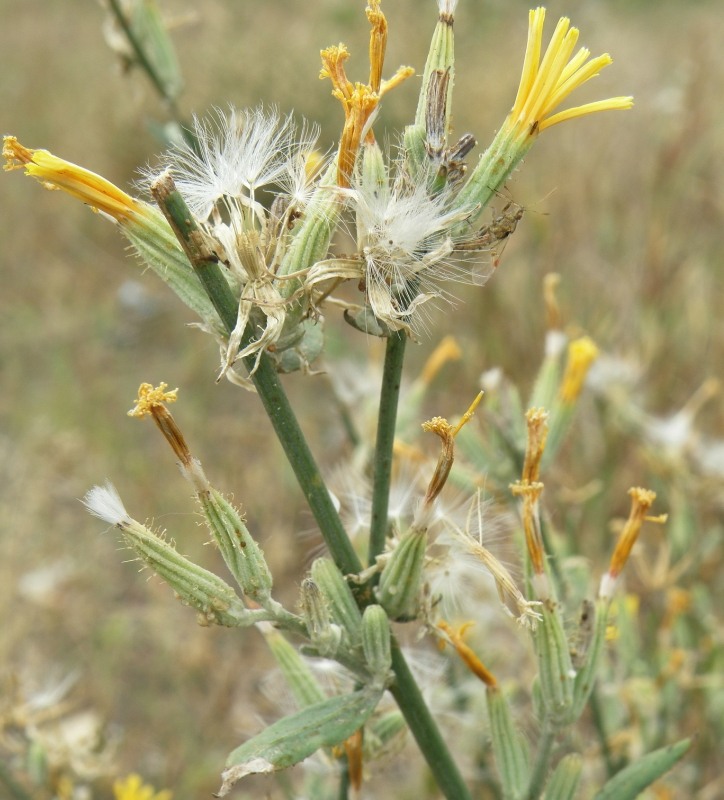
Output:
[154, 183, 471, 800]
[527, 723, 556, 800]
[368, 331, 407, 568]
[106, 0, 181, 115]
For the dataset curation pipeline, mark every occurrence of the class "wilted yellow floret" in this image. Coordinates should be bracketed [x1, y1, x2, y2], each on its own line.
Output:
[510, 480, 546, 577]
[3, 136, 153, 224]
[320, 1, 413, 186]
[436, 620, 497, 687]
[366, 0, 387, 93]
[128, 382, 179, 418]
[521, 407, 549, 484]
[608, 487, 660, 580]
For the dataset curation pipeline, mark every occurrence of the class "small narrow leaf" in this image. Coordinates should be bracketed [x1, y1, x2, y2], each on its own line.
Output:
[216, 688, 383, 796]
[592, 738, 691, 800]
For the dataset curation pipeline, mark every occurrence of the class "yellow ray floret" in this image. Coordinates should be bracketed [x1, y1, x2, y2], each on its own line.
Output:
[506, 7, 633, 140]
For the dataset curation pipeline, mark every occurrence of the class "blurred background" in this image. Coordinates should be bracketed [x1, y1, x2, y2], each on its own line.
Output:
[1, 0, 722, 797]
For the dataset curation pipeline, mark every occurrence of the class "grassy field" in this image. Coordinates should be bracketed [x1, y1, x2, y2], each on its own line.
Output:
[1, 1, 722, 797]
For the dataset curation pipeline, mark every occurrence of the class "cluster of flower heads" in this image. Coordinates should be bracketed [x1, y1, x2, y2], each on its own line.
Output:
[4, 2, 631, 383]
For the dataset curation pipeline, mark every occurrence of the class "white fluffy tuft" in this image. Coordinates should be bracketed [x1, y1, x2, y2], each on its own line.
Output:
[82, 482, 131, 527]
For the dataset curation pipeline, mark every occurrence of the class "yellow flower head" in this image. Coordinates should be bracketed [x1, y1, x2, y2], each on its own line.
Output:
[113, 773, 172, 800]
[320, 1, 414, 187]
[3, 135, 152, 224]
[505, 7, 633, 143]
[454, 8, 632, 222]
[559, 336, 600, 404]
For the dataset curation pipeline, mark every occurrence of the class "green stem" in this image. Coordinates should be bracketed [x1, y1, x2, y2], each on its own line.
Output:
[337, 755, 351, 800]
[150, 174, 239, 329]
[152, 178, 362, 576]
[589, 685, 619, 777]
[368, 331, 407, 567]
[252, 354, 363, 578]
[539, 514, 567, 603]
[153, 184, 470, 800]
[526, 723, 556, 800]
[248, 361, 472, 800]
[106, 0, 180, 114]
[390, 644, 472, 800]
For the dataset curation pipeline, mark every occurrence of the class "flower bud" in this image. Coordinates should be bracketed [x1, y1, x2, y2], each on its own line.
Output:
[377, 528, 427, 621]
[300, 578, 343, 657]
[271, 317, 325, 374]
[402, 123, 428, 181]
[533, 602, 575, 724]
[139, 2, 184, 98]
[528, 329, 567, 417]
[359, 140, 388, 205]
[571, 598, 607, 720]
[486, 685, 529, 800]
[310, 558, 364, 647]
[83, 486, 250, 627]
[197, 488, 273, 603]
[415, 0, 456, 136]
[364, 710, 406, 760]
[361, 605, 393, 687]
[543, 753, 582, 800]
[276, 161, 342, 288]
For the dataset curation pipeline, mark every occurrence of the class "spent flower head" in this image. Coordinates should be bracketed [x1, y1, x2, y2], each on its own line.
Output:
[320, 0, 414, 187]
[156, 106, 321, 223]
[82, 481, 132, 528]
[308, 145, 483, 335]
[354, 170, 476, 332]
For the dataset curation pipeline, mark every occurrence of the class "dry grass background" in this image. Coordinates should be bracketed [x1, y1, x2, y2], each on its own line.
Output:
[1, 0, 723, 797]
